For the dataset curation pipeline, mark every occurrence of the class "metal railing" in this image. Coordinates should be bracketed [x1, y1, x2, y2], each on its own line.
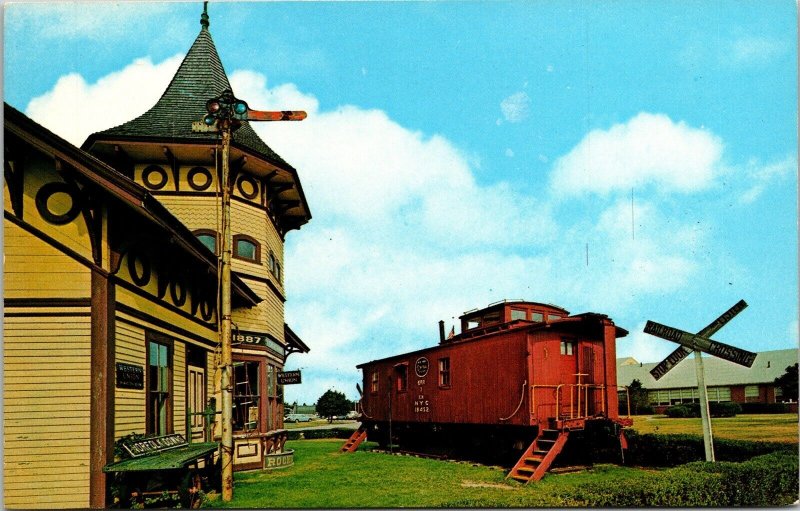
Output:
[530, 384, 631, 422]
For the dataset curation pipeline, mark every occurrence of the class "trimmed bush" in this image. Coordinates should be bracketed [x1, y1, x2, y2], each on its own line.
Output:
[739, 402, 790, 414]
[286, 427, 355, 441]
[563, 451, 798, 506]
[664, 402, 741, 418]
[623, 430, 796, 466]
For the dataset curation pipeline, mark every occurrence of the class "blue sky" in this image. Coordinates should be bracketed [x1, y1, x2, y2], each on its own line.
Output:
[4, 1, 798, 405]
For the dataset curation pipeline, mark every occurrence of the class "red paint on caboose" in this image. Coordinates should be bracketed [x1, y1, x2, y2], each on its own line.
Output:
[358, 300, 628, 431]
[352, 300, 632, 475]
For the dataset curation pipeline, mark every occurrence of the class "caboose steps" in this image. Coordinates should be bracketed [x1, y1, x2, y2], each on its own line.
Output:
[340, 426, 368, 453]
[507, 429, 570, 483]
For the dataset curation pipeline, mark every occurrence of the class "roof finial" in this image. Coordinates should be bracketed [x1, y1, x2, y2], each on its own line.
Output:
[201, 1, 210, 29]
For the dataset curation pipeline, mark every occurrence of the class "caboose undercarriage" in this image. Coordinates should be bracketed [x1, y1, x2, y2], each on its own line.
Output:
[359, 416, 629, 470]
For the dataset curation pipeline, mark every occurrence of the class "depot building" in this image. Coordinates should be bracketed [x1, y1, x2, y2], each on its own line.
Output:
[3, 9, 311, 509]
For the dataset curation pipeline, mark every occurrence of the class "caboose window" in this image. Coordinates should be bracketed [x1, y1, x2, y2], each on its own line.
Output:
[371, 372, 379, 393]
[548, 314, 561, 322]
[510, 309, 526, 321]
[560, 340, 575, 356]
[531, 312, 544, 322]
[438, 358, 451, 387]
[396, 365, 408, 392]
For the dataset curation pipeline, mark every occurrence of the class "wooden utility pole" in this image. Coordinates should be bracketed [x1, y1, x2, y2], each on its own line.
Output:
[193, 89, 305, 501]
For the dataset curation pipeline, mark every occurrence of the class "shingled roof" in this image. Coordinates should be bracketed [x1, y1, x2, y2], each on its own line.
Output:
[84, 14, 292, 171]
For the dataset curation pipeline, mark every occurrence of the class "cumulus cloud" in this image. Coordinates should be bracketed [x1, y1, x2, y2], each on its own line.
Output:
[499, 91, 530, 123]
[550, 112, 724, 197]
[26, 55, 183, 146]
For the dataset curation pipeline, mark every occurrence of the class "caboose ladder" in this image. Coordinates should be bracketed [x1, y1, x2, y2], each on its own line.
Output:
[340, 426, 368, 453]
[507, 429, 569, 483]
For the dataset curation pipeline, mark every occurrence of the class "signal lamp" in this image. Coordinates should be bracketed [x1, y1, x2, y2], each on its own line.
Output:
[234, 101, 248, 115]
[203, 114, 216, 126]
[206, 99, 221, 114]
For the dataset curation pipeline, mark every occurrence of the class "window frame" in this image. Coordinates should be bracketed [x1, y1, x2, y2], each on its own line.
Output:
[146, 333, 174, 436]
[438, 357, 451, 388]
[232, 356, 265, 433]
[560, 339, 575, 356]
[232, 234, 261, 263]
[193, 228, 218, 255]
[370, 371, 379, 394]
[395, 364, 408, 393]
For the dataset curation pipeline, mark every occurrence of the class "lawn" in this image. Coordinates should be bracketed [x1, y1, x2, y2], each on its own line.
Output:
[207, 439, 647, 508]
[629, 413, 799, 443]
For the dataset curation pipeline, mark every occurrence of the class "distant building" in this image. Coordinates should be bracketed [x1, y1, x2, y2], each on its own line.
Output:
[617, 348, 798, 413]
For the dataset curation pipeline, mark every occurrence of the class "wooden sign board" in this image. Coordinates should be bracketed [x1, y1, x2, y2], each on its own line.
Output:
[644, 321, 757, 367]
[277, 370, 302, 385]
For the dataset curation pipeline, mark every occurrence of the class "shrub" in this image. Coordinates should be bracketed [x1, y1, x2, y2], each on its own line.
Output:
[739, 402, 789, 414]
[664, 402, 741, 418]
[623, 429, 796, 466]
[286, 427, 354, 441]
[565, 451, 799, 506]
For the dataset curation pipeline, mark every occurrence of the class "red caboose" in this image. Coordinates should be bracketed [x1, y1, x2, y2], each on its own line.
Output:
[347, 300, 632, 482]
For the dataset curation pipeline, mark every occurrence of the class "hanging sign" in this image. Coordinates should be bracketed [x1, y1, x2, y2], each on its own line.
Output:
[277, 370, 302, 385]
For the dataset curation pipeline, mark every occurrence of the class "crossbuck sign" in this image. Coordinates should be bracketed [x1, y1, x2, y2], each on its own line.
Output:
[643, 299, 756, 462]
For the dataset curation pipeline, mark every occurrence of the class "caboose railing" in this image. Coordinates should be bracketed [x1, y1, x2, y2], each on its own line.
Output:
[530, 384, 631, 423]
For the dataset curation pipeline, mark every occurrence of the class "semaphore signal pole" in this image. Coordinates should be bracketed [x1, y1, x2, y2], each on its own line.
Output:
[193, 89, 305, 501]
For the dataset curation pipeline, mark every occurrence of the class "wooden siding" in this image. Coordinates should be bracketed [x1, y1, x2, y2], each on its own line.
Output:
[114, 321, 146, 438]
[3, 219, 91, 299]
[115, 286, 215, 342]
[361, 331, 530, 427]
[3, 314, 92, 509]
[174, 342, 187, 436]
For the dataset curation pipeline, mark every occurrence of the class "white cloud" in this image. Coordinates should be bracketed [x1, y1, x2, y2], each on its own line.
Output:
[789, 320, 799, 345]
[738, 154, 796, 204]
[499, 91, 530, 123]
[26, 55, 183, 146]
[550, 112, 724, 197]
[728, 36, 789, 66]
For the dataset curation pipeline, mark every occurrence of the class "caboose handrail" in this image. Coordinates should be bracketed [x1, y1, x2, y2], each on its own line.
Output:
[499, 380, 527, 422]
[532, 383, 620, 423]
[357, 399, 374, 419]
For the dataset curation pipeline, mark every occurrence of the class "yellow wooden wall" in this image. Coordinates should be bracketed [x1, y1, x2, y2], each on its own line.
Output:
[3, 219, 91, 299]
[3, 314, 92, 509]
[114, 321, 147, 438]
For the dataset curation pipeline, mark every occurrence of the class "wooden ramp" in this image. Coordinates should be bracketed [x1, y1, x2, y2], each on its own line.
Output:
[340, 426, 367, 453]
[507, 429, 569, 483]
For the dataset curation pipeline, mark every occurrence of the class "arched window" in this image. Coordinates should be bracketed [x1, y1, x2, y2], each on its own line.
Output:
[268, 251, 276, 273]
[233, 234, 260, 263]
[193, 229, 218, 254]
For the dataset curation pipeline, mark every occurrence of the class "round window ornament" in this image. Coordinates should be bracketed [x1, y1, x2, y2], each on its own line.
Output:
[35, 182, 81, 225]
[187, 166, 212, 191]
[415, 357, 429, 378]
[236, 175, 259, 200]
[142, 165, 168, 190]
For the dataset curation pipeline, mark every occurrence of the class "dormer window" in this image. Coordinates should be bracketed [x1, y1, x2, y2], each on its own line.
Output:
[233, 234, 260, 263]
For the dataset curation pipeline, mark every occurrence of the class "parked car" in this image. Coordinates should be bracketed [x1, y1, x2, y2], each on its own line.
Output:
[345, 411, 360, 420]
[284, 414, 312, 423]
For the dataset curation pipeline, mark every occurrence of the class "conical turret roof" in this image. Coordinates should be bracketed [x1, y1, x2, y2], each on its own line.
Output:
[85, 20, 291, 170]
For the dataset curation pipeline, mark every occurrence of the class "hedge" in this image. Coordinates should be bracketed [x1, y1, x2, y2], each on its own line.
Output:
[623, 429, 797, 466]
[739, 402, 791, 414]
[564, 451, 799, 507]
[664, 402, 741, 418]
[286, 427, 355, 441]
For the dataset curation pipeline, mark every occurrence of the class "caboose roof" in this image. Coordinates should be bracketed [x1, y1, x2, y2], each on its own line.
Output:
[460, 299, 569, 319]
[356, 312, 627, 368]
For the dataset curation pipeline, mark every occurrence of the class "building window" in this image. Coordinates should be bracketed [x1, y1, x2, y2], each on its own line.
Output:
[268, 251, 282, 283]
[193, 229, 217, 254]
[439, 358, 451, 387]
[744, 385, 760, 403]
[148, 339, 172, 435]
[233, 234, 260, 263]
[275, 262, 282, 283]
[396, 365, 408, 392]
[370, 372, 379, 393]
[560, 340, 575, 356]
[233, 360, 261, 431]
[510, 309, 526, 321]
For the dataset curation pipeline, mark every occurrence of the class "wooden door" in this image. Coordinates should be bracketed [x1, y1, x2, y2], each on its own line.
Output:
[188, 365, 206, 440]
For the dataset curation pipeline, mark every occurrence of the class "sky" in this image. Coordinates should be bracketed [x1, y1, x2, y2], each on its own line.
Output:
[4, 0, 798, 405]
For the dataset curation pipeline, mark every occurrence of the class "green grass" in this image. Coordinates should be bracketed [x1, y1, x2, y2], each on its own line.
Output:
[629, 413, 799, 443]
[206, 439, 650, 508]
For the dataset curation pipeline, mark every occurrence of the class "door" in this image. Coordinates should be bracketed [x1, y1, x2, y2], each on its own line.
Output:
[581, 346, 595, 416]
[188, 365, 206, 441]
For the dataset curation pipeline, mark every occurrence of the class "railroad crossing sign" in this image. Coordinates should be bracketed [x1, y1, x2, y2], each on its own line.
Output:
[645, 299, 756, 379]
[643, 299, 756, 463]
